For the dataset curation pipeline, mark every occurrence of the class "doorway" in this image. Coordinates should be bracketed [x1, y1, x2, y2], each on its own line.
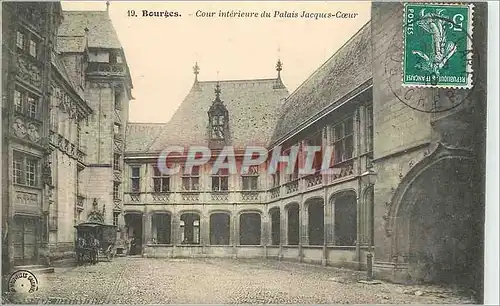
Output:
[124, 213, 143, 255]
[12, 216, 39, 265]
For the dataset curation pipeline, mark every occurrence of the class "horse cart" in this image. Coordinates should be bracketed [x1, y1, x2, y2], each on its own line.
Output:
[75, 222, 117, 264]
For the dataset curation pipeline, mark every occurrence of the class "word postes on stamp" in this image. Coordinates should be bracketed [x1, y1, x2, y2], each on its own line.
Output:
[403, 3, 474, 88]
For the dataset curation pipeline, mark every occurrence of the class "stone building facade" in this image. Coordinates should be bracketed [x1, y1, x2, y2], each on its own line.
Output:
[371, 3, 486, 299]
[2, 4, 132, 271]
[122, 4, 486, 299]
[1, 2, 486, 300]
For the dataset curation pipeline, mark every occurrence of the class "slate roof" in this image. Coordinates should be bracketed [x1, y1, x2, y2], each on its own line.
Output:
[269, 21, 372, 146]
[51, 51, 85, 100]
[126, 123, 168, 153]
[126, 78, 289, 154]
[58, 10, 122, 51]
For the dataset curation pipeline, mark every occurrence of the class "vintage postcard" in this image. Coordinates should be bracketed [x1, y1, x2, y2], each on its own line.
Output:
[1, 1, 497, 305]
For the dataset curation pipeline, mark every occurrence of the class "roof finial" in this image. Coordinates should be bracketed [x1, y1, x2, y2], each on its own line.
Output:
[84, 27, 89, 47]
[215, 81, 221, 102]
[193, 62, 200, 82]
[276, 58, 283, 81]
[106, 1, 110, 13]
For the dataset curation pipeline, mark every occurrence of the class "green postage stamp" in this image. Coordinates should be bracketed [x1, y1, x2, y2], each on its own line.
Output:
[403, 3, 474, 88]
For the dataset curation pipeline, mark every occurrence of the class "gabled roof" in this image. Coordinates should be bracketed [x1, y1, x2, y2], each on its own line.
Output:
[129, 78, 288, 154]
[270, 21, 372, 146]
[125, 123, 168, 153]
[58, 10, 122, 51]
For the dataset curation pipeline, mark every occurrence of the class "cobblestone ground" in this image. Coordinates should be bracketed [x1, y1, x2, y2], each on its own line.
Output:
[19, 257, 476, 304]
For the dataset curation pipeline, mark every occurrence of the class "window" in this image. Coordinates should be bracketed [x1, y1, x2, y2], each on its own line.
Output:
[305, 132, 323, 171]
[365, 105, 373, 152]
[113, 154, 121, 171]
[182, 165, 200, 191]
[212, 168, 228, 191]
[14, 90, 22, 112]
[113, 123, 121, 135]
[272, 171, 280, 188]
[113, 182, 120, 200]
[27, 95, 37, 118]
[13, 155, 23, 185]
[113, 212, 119, 226]
[114, 90, 121, 110]
[242, 166, 258, 190]
[332, 117, 354, 164]
[29, 40, 37, 58]
[76, 122, 81, 148]
[283, 147, 300, 181]
[211, 115, 225, 140]
[12, 152, 39, 187]
[152, 166, 170, 193]
[16, 32, 24, 49]
[130, 166, 140, 193]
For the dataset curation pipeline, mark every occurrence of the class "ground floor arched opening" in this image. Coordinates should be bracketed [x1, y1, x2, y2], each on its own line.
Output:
[393, 157, 483, 298]
[286, 203, 299, 245]
[269, 208, 280, 245]
[180, 213, 200, 244]
[333, 191, 357, 246]
[307, 198, 324, 245]
[152, 213, 171, 244]
[239, 213, 261, 245]
[124, 213, 143, 255]
[210, 213, 230, 245]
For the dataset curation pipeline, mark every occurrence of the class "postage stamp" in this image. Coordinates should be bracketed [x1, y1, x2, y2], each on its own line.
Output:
[402, 3, 474, 88]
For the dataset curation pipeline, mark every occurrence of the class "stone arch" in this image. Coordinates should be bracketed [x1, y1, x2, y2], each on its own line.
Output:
[328, 188, 357, 205]
[236, 209, 263, 217]
[387, 143, 482, 291]
[178, 209, 202, 216]
[330, 190, 357, 246]
[303, 196, 324, 209]
[208, 209, 231, 215]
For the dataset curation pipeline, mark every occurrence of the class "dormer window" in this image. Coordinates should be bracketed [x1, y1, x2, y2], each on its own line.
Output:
[208, 82, 229, 143]
[211, 114, 225, 139]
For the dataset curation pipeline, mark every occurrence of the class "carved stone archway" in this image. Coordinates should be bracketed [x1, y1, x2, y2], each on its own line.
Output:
[385, 143, 483, 290]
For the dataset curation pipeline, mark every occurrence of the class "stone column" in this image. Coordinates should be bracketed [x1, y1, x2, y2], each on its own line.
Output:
[322, 189, 329, 266]
[261, 209, 269, 258]
[302, 202, 309, 246]
[142, 211, 152, 256]
[232, 204, 238, 258]
[201, 213, 209, 254]
[171, 209, 180, 257]
[279, 203, 286, 260]
[298, 195, 304, 262]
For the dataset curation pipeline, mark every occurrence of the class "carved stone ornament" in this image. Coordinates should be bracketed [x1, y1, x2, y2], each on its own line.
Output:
[17, 56, 42, 88]
[42, 159, 53, 186]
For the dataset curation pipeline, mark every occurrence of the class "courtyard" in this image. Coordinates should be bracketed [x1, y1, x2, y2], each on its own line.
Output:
[17, 257, 476, 304]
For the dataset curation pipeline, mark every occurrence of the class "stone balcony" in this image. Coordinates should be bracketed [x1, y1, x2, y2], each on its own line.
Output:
[86, 62, 126, 77]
